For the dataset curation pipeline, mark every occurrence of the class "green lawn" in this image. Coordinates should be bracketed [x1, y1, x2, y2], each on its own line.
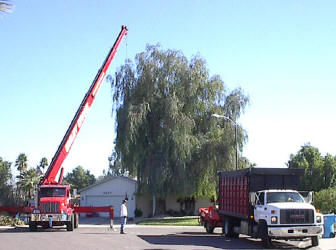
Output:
[136, 217, 200, 226]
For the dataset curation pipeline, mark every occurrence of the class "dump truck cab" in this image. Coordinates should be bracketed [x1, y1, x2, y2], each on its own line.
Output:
[253, 189, 323, 241]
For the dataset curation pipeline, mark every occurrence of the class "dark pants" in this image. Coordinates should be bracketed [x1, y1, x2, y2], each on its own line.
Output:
[120, 216, 127, 233]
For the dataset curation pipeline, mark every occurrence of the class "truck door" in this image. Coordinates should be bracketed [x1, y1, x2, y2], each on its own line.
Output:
[254, 191, 265, 222]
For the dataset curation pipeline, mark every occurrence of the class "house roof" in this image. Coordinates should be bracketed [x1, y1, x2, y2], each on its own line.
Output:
[78, 175, 137, 193]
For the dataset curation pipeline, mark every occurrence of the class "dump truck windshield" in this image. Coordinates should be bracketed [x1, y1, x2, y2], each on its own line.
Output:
[40, 187, 66, 197]
[267, 192, 304, 203]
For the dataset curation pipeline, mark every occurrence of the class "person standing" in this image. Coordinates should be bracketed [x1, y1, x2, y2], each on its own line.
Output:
[120, 199, 128, 234]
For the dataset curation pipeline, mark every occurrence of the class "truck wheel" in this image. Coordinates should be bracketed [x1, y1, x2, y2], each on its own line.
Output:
[223, 217, 239, 238]
[311, 236, 319, 247]
[66, 214, 74, 231]
[29, 221, 37, 232]
[42, 223, 50, 229]
[205, 222, 214, 234]
[224, 218, 231, 237]
[74, 213, 79, 229]
[259, 222, 272, 248]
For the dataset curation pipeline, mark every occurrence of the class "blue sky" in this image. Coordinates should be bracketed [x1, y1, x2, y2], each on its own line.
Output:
[1, 1, 335, 177]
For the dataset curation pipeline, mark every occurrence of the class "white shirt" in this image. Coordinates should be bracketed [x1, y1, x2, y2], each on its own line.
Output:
[120, 203, 127, 217]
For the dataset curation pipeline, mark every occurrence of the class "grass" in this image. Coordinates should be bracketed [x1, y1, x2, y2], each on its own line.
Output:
[136, 217, 200, 226]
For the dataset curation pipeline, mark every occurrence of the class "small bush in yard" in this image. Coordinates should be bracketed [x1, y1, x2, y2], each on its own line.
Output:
[313, 186, 336, 214]
[0, 216, 25, 226]
[134, 208, 143, 217]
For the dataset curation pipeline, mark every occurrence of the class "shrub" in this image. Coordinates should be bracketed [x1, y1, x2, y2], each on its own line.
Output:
[166, 209, 187, 217]
[0, 216, 25, 226]
[134, 208, 143, 217]
[313, 186, 336, 214]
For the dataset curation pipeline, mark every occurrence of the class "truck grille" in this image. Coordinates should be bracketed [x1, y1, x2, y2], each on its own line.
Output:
[41, 202, 59, 213]
[280, 209, 314, 224]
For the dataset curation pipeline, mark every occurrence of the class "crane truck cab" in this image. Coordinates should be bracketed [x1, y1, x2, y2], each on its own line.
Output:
[29, 184, 78, 231]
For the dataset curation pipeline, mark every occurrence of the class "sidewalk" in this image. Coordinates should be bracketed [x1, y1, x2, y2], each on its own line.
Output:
[78, 215, 151, 229]
[78, 215, 140, 226]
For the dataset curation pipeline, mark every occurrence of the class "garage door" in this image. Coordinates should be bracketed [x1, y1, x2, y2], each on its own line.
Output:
[86, 195, 124, 217]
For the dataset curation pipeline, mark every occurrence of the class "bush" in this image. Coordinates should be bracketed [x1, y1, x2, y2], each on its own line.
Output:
[0, 216, 25, 226]
[166, 209, 175, 216]
[134, 208, 143, 217]
[166, 209, 187, 217]
[313, 186, 336, 214]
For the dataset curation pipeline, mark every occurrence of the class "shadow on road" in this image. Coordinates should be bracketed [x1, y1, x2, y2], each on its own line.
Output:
[138, 231, 306, 249]
[0, 226, 68, 233]
[138, 232, 258, 249]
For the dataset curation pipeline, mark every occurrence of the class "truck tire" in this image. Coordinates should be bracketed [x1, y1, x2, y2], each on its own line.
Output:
[74, 213, 79, 229]
[224, 217, 239, 238]
[29, 221, 37, 232]
[223, 218, 231, 237]
[205, 222, 214, 234]
[66, 214, 74, 231]
[259, 221, 272, 248]
[311, 236, 319, 247]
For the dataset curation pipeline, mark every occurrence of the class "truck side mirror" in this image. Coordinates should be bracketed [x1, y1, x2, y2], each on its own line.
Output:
[249, 192, 256, 205]
[34, 187, 39, 208]
[73, 189, 77, 198]
[307, 191, 313, 204]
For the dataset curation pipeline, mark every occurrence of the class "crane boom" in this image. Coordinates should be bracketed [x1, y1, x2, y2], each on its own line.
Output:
[42, 25, 128, 185]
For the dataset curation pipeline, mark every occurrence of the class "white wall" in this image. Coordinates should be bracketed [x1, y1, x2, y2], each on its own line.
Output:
[80, 177, 137, 218]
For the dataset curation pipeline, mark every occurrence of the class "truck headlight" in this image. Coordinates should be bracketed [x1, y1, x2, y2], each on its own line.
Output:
[271, 216, 278, 224]
[316, 215, 322, 223]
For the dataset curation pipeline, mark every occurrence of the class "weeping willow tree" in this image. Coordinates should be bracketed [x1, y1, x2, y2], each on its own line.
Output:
[0, 0, 14, 13]
[112, 45, 249, 206]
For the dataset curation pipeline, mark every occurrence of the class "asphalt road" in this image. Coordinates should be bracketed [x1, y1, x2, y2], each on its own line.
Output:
[1, 224, 334, 250]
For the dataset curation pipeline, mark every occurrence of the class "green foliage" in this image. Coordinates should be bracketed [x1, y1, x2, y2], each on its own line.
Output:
[134, 208, 143, 217]
[0, 0, 14, 13]
[287, 143, 336, 192]
[112, 45, 249, 199]
[37, 157, 48, 174]
[136, 217, 199, 226]
[108, 151, 128, 176]
[63, 166, 96, 190]
[15, 153, 28, 177]
[0, 216, 25, 226]
[323, 154, 336, 188]
[17, 168, 42, 200]
[313, 186, 336, 214]
[0, 157, 14, 205]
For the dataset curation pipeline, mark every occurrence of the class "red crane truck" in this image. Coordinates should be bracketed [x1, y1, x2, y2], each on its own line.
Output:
[199, 168, 324, 248]
[25, 25, 128, 231]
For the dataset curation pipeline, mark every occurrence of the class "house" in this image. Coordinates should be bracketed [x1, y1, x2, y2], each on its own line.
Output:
[79, 176, 212, 218]
[79, 176, 137, 218]
[136, 194, 212, 217]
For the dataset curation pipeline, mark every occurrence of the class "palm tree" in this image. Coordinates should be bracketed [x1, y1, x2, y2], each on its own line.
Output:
[18, 168, 41, 200]
[0, 0, 13, 13]
[15, 153, 28, 204]
[15, 153, 28, 177]
[38, 157, 48, 174]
